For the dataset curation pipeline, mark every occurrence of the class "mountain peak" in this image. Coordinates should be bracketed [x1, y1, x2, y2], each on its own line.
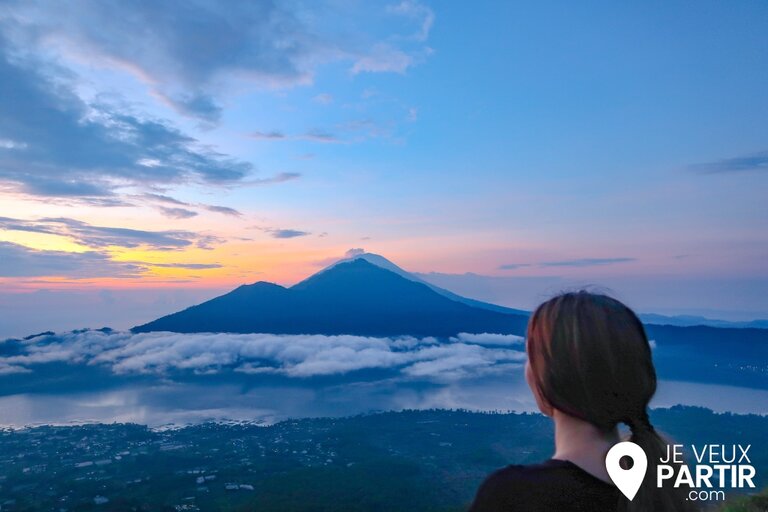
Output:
[300, 251, 527, 316]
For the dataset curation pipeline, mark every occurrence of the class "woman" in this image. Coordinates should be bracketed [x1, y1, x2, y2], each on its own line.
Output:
[469, 291, 696, 512]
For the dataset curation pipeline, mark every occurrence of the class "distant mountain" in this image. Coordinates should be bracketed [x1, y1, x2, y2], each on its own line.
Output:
[133, 258, 529, 337]
[310, 253, 768, 331]
[638, 313, 768, 329]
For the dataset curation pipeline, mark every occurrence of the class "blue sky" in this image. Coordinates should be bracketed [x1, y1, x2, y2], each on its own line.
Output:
[0, 0, 767, 336]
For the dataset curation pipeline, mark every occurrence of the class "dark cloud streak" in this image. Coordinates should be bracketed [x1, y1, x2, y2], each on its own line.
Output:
[0, 241, 143, 279]
[690, 151, 768, 174]
[0, 216, 222, 251]
[158, 207, 198, 219]
[539, 257, 635, 267]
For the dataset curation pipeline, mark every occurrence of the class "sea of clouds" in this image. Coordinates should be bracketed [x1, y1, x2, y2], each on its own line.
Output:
[0, 331, 526, 382]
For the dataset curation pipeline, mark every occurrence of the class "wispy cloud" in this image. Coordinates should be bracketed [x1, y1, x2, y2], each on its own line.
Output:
[1, 331, 526, 382]
[301, 129, 344, 144]
[499, 258, 633, 270]
[387, 1, 435, 42]
[138, 194, 243, 218]
[251, 226, 312, 239]
[270, 229, 311, 239]
[0, 239, 222, 280]
[313, 93, 334, 105]
[149, 262, 223, 270]
[352, 43, 414, 74]
[0, 241, 144, 279]
[539, 257, 635, 267]
[498, 263, 531, 270]
[250, 129, 344, 144]
[158, 207, 198, 219]
[203, 205, 242, 217]
[0, 217, 222, 251]
[250, 131, 288, 140]
[138, 193, 188, 206]
[690, 151, 768, 174]
[243, 172, 301, 186]
[250, 119, 393, 145]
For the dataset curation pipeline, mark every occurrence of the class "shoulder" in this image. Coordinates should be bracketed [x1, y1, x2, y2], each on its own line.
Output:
[468, 461, 563, 512]
[468, 460, 617, 512]
[479, 460, 568, 491]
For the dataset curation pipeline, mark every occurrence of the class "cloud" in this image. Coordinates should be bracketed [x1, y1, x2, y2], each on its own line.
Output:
[302, 130, 343, 143]
[138, 194, 242, 217]
[2, 330, 527, 383]
[690, 151, 768, 174]
[203, 205, 242, 217]
[158, 92, 223, 125]
[1, 1, 321, 123]
[270, 229, 310, 239]
[0, 216, 222, 251]
[158, 207, 198, 219]
[0, 362, 32, 375]
[250, 225, 312, 239]
[453, 333, 525, 346]
[243, 172, 301, 186]
[250, 131, 287, 140]
[0, 241, 144, 279]
[352, 43, 414, 74]
[139, 193, 189, 206]
[499, 263, 531, 270]
[313, 93, 333, 105]
[311, 248, 366, 268]
[249, 129, 345, 144]
[250, 119, 393, 146]
[387, 1, 435, 42]
[539, 258, 635, 267]
[0, 240, 222, 280]
[345, 248, 367, 258]
[0, 35, 253, 200]
[497, 258, 634, 269]
[2, 1, 434, 123]
[271, 229, 311, 239]
[148, 262, 222, 270]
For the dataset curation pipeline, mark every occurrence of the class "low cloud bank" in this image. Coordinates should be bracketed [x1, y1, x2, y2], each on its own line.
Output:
[0, 331, 525, 382]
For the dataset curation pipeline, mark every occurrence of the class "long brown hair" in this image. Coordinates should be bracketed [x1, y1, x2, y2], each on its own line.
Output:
[526, 291, 696, 512]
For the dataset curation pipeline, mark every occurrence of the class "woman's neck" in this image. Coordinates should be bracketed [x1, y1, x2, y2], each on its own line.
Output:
[551, 410, 619, 484]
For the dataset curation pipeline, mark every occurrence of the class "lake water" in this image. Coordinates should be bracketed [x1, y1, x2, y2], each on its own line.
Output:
[1, 372, 765, 428]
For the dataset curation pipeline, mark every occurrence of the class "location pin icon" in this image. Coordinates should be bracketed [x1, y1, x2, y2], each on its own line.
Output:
[605, 441, 648, 501]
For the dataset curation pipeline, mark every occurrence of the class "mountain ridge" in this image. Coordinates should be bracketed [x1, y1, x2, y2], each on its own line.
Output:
[132, 258, 530, 337]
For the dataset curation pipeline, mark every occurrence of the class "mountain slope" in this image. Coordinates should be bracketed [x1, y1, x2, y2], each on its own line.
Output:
[306, 252, 529, 316]
[133, 259, 530, 337]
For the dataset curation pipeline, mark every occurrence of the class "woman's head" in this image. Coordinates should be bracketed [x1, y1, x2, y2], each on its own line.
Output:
[525, 290, 656, 432]
[525, 291, 697, 511]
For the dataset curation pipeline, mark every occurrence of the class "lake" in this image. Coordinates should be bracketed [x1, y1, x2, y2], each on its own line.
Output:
[1, 371, 766, 428]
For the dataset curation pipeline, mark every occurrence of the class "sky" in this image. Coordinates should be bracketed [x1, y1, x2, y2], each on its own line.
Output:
[1, 0, 767, 337]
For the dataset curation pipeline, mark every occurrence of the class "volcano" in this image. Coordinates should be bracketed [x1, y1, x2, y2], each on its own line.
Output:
[132, 255, 529, 337]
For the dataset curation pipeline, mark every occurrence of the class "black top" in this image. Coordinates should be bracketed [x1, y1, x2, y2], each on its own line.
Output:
[469, 459, 621, 512]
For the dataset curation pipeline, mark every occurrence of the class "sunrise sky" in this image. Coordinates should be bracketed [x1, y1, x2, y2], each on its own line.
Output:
[1, 1, 767, 336]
